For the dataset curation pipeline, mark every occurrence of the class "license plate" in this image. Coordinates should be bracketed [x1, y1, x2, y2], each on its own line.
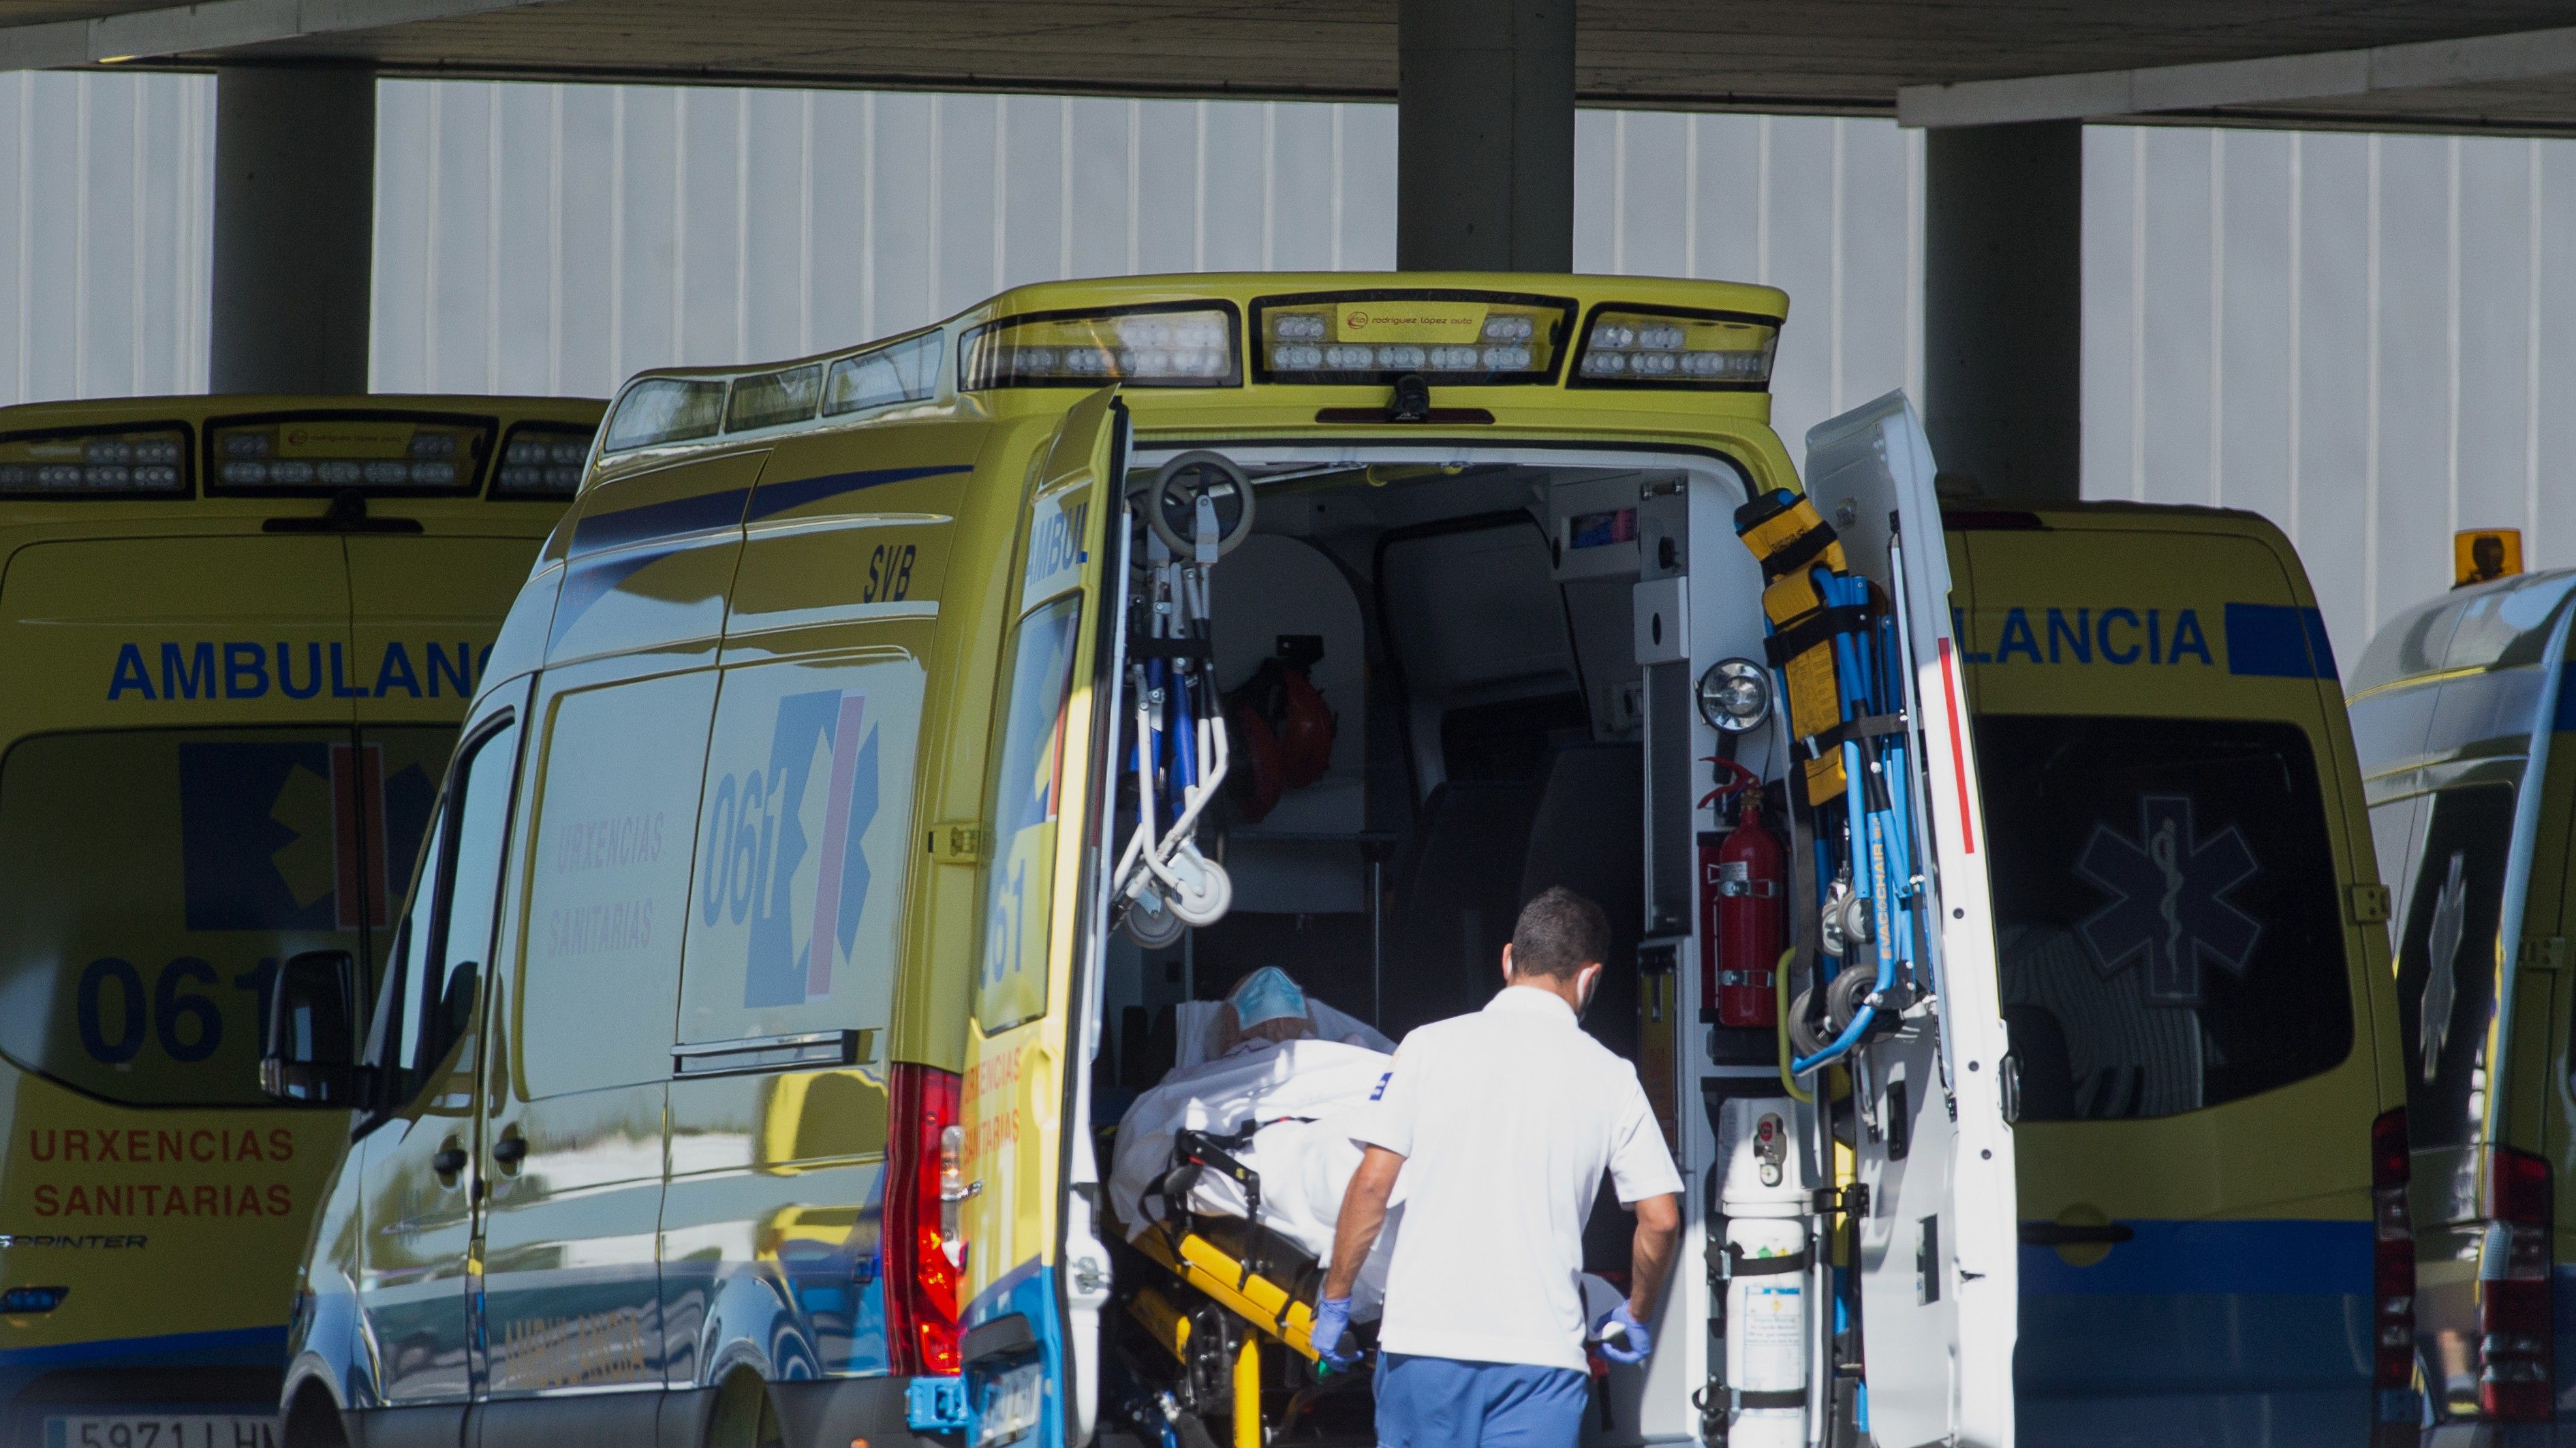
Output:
[46, 1418, 277, 1448]
[974, 1361, 1045, 1448]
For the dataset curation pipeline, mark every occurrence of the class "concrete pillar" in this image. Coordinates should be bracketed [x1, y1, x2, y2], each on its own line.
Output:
[211, 65, 375, 395]
[1396, 0, 1575, 272]
[1922, 122, 2081, 502]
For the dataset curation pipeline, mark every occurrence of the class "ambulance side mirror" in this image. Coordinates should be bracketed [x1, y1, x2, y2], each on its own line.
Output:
[261, 949, 360, 1107]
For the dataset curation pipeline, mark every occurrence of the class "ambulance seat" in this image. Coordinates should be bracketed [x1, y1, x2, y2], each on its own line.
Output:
[1515, 741, 1647, 1282]
[1382, 780, 1537, 1037]
[1517, 741, 1645, 1060]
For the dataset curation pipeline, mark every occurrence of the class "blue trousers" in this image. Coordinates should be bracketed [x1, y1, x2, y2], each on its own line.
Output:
[1374, 1352, 1592, 1448]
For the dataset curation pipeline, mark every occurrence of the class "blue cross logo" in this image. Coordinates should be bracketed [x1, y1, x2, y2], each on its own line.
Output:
[2074, 794, 2262, 1006]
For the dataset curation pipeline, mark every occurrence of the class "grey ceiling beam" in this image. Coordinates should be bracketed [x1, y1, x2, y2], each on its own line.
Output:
[0, 0, 562, 74]
[1897, 24, 2576, 128]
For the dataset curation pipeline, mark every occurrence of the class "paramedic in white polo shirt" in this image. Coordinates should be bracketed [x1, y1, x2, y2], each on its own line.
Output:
[1311, 886, 1683, 1448]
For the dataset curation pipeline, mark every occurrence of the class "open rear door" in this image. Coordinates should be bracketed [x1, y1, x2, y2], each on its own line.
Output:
[1799, 392, 2017, 1447]
[958, 388, 1128, 1448]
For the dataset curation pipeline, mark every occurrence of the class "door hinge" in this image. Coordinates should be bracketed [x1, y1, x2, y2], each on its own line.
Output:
[2521, 936, 2570, 972]
[2347, 882, 2391, 925]
[928, 821, 990, 865]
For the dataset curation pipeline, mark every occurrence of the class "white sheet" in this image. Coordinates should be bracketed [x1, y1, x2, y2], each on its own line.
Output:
[1108, 1036, 1399, 1316]
[1171, 998, 1397, 1069]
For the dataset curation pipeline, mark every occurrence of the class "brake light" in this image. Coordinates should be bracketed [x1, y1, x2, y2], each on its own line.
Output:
[886, 1062, 964, 1377]
[2371, 1110, 2417, 1400]
[2480, 1144, 2554, 1421]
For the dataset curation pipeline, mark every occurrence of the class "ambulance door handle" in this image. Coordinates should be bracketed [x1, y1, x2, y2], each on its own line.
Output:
[433, 1143, 468, 1178]
[491, 1130, 529, 1169]
[2017, 1222, 2134, 1247]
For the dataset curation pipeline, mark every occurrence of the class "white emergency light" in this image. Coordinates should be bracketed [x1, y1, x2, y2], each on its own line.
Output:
[1572, 307, 1778, 389]
[0, 425, 188, 497]
[207, 415, 491, 493]
[1251, 291, 1571, 384]
[493, 422, 600, 499]
[961, 305, 1239, 388]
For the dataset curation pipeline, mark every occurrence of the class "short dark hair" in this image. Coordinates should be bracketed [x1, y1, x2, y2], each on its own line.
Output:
[1509, 887, 1611, 981]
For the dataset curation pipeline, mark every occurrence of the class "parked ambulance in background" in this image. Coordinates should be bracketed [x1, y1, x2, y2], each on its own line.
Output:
[259, 273, 2023, 1448]
[2348, 548, 2576, 1441]
[0, 395, 599, 1448]
[1949, 502, 2413, 1447]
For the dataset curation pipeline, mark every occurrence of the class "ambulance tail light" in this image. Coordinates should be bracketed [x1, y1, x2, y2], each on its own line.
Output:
[2479, 1143, 2552, 1421]
[1570, 307, 1778, 389]
[0, 423, 189, 496]
[885, 1062, 964, 1378]
[2370, 1109, 2417, 1404]
[961, 304, 1239, 388]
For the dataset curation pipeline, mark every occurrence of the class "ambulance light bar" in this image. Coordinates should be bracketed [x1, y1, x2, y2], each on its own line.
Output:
[0, 424, 187, 497]
[208, 415, 491, 494]
[961, 305, 1240, 388]
[1252, 291, 1570, 384]
[492, 422, 598, 499]
[1571, 307, 1777, 389]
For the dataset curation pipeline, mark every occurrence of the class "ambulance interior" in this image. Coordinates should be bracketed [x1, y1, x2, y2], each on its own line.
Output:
[1083, 442, 1837, 1448]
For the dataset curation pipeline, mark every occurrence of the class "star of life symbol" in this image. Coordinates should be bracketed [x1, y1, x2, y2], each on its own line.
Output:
[2075, 794, 2262, 1006]
[2418, 848, 2469, 1083]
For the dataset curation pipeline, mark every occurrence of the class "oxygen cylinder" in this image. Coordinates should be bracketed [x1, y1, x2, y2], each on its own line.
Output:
[1716, 1097, 1810, 1448]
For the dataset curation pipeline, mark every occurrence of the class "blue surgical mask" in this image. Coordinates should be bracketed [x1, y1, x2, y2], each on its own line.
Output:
[1228, 966, 1308, 1030]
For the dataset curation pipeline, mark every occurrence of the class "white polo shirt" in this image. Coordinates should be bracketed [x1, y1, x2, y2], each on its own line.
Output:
[1348, 984, 1684, 1373]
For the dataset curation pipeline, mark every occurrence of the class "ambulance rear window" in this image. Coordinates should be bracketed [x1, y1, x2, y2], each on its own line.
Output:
[1976, 715, 2353, 1120]
[0, 726, 439, 1107]
[2378, 784, 2515, 1151]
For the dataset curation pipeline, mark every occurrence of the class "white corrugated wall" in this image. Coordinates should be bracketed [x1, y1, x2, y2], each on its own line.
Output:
[0, 70, 2571, 656]
[358, 86, 1925, 476]
[0, 70, 213, 403]
[2083, 125, 2576, 665]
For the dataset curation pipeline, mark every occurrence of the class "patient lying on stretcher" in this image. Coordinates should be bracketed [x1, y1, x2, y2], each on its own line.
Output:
[1107, 968, 1399, 1312]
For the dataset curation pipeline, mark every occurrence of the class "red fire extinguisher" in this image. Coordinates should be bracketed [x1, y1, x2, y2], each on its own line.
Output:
[1701, 789, 1786, 1028]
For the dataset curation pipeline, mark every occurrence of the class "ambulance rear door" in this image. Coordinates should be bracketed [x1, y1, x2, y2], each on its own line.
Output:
[1799, 392, 2018, 1447]
[957, 388, 1128, 1448]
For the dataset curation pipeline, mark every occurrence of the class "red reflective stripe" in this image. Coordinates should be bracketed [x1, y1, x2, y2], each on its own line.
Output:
[1938, 638, 1974, 854]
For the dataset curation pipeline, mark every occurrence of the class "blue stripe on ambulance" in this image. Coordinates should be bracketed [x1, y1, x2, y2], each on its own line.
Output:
[961, 1260, 1067, 1448]
[2220, 603, 2338, 681]
[1946, 602, 2336, 679]
[746, 463, 972, 521]
[2017, 1219, 2370, 1445]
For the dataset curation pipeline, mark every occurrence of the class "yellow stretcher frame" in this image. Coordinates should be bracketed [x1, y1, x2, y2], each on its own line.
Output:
[1131, 1223, 1322, 1360]
[1126, 1224, 1331, 1448]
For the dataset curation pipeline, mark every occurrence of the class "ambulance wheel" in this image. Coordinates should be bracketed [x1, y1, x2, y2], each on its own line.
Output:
[281, 1387, 348, 1448]
[704, 1370, 784, 1448]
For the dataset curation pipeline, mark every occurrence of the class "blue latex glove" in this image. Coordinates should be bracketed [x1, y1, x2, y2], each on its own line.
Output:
[1309, 1295, 1357, 1370]
[1594, 1301, 1651, 1365]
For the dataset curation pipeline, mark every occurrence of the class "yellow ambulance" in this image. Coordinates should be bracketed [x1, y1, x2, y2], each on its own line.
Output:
[0, 395, 598, 1448]
[2348, 565, 2576, 1439]
[258, 274, 2025, 1448]
[1947, 502, 2413, 1446]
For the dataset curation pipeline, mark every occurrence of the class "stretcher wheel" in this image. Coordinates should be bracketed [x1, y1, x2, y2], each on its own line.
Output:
[1141, 451, 1255, 559]
[1125, 886, 1188, 949]
[1162, 847, 1232, 927]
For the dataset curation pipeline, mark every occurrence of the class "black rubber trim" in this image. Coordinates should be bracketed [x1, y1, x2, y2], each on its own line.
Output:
[963, 1313, 1038, 1363]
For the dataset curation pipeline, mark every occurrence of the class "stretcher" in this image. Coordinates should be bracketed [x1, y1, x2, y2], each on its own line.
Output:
[1113, 1128, 1355, 1448]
